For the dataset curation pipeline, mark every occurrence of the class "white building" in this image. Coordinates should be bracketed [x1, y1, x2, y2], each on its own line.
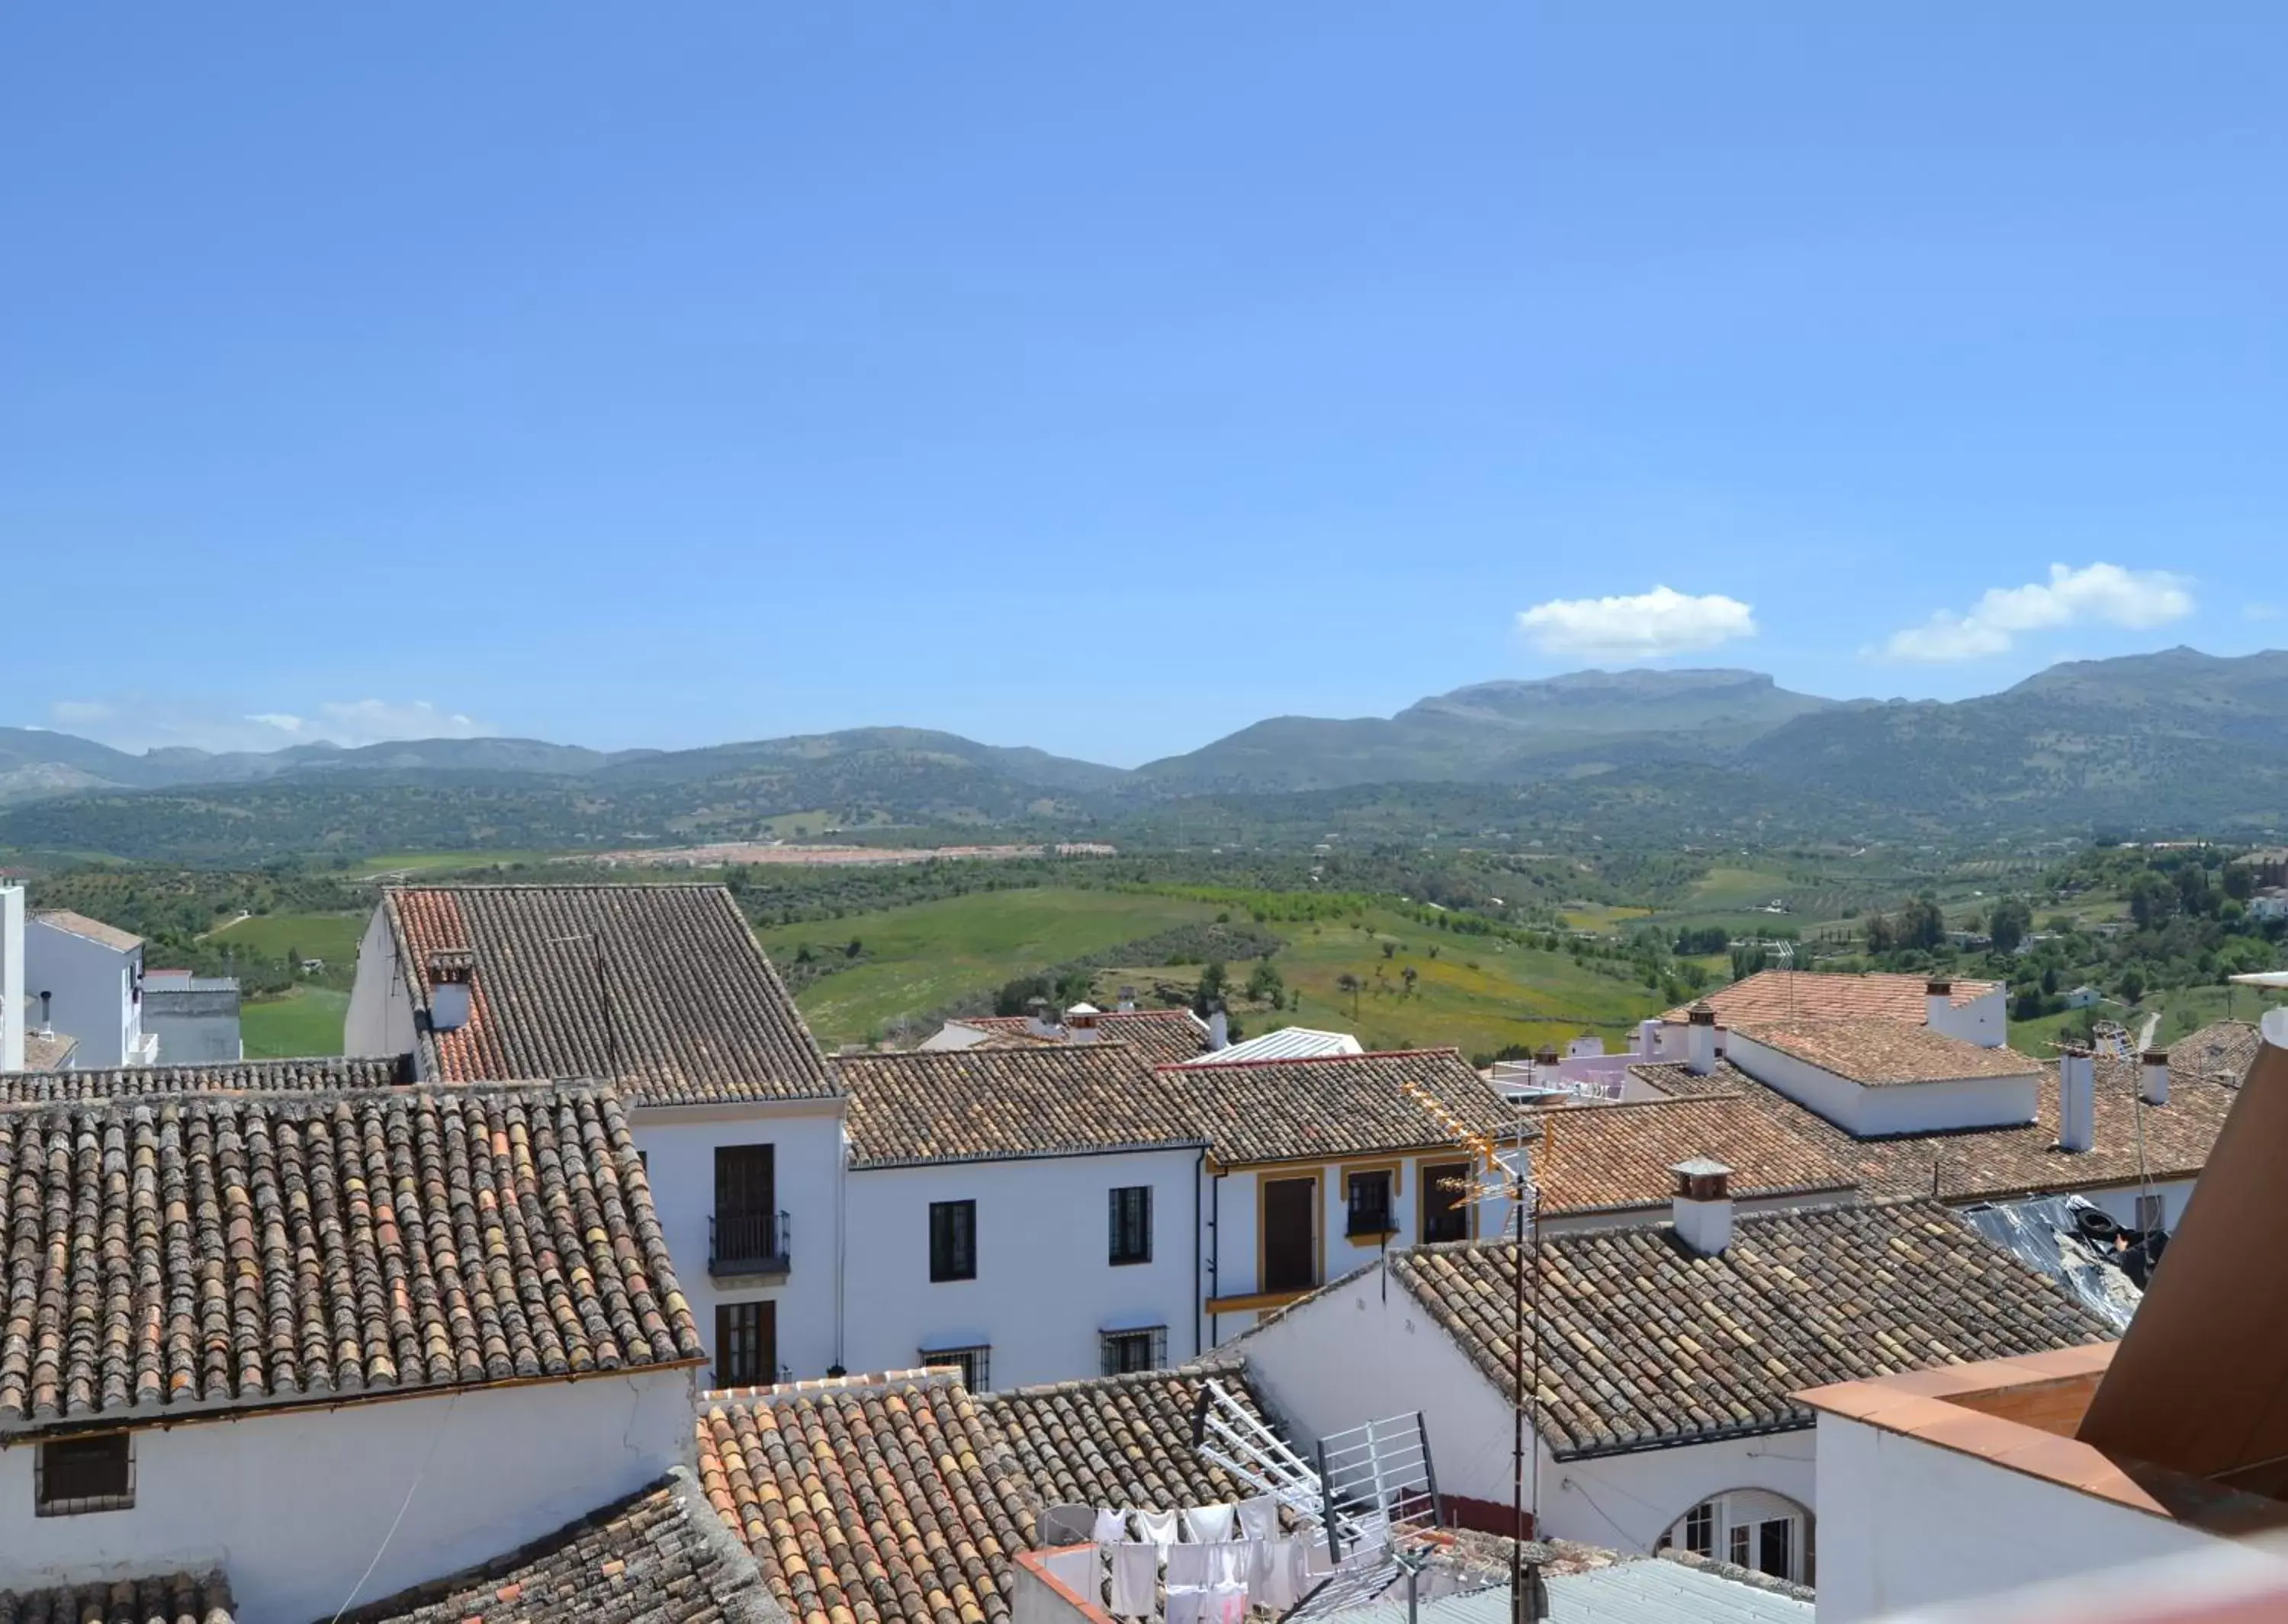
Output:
[140, 968, 242, 1063]
[25, 908, 155, 1067]
[0, 884, 24, 1072]
[0, 1064, 706, 1623]
[1800, 1015, 2288, 1622]
[1232, 1173, 2112, 1586]
[835, 1042, 1212, 1388]
[346, 883, 847, 1385]
[1175, 1049, 1532, 1341]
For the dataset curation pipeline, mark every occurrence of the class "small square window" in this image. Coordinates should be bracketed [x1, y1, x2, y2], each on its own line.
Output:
[930, 1200, 977, 1282]
[1101, 1327, 1167, 1376]
[1109, 1186, 1152, 1266]
[37, 1433, 133, 1516]
[1345, 1170, 1395, 1237]
[922, 1345, 991, 1391]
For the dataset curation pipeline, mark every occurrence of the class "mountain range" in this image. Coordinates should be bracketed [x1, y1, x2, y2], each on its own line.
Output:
[5, 647, 2286, 862]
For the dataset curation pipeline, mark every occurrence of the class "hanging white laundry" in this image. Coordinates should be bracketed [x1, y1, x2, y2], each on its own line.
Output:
[1136, 1509, 1180, 1551]
[1255, 1536, 1306, 1610]
[1109, 1542, 1159, 1616]
[1235, 1495, 1278, 1543]
[1205, 1584, 1248, 1624]
[1166, 1543, 1214, 1590]
[1165, 1590, 1207, 1624]
[1094, 1508, 1133, 1549]
[1184, 1504, 1236, 1544]
[1205, 1543, 1248, 1590]
[1246, 1537, 1281, 1609]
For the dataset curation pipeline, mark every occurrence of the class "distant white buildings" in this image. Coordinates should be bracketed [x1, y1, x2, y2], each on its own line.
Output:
[25, 908, 153, 1067]
[140, 968, 241, 1062]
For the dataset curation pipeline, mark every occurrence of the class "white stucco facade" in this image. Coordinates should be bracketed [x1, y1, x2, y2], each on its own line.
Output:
[0, 887, 23, 1073]
[0, 1368, 696, 1624]
[1206, 1155, 1517, 1341]
[1811, 1413, 2215, 1623]
[25, 916, 146, 1069]
[1234, 1259, 1811, 1565]
[844, 1147, 1204, 1390]
[344, 907, 420, 1060]
[1724, 1034, 2039, 1136]
[635, 1104, 847, 1382]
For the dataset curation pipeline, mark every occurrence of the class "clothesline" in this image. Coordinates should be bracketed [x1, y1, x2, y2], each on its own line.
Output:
[1092, 1495, 1316, 1619]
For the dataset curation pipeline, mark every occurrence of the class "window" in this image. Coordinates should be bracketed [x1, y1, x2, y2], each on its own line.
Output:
[714, 1145, 778, 1269]
[1109, 1186, 1152, 1266]
[2135, 1192, 2165, 1231]
[715, 1300, 776, 1388]
[930, 1199, 977, 1282]
[1345, 1169, 1395, 1237]
[37, 1433, 133, 1516]
[1756, 1518, 1794, 1581]
[1729, 1525, 1751, 1568]
[1681, 1501, 1715, 1558]
[922, 1345, 991, 1391]
[1421, 1162, 1471, 1244]
[1101, 1327, 1168, 1376]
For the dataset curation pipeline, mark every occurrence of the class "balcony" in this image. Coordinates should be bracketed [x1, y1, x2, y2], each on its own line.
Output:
[710, 1209, 792, 1279]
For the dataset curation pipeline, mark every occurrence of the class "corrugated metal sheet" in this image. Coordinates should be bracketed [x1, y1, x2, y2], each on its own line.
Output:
[1335, 1561, 1811, 1624]
[1180, 1026, 1364, 1065]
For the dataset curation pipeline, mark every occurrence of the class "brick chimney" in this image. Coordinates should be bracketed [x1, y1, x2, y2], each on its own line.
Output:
[1670, 1158, 1734, 1256]
[2058, 1047, 2097, 1153]
[1685, 1001, 1719, 1076]
[2141, 1048, 2171, 1107]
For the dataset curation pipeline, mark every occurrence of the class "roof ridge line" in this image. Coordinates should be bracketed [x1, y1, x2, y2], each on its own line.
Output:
[1156, 1045, 1465, 1071]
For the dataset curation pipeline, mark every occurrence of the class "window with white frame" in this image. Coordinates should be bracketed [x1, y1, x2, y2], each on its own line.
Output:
[1681, 1500, 1714, 1557]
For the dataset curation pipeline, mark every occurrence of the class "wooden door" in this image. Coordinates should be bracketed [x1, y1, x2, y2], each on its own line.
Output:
[1262, 1176, 1317, 1292]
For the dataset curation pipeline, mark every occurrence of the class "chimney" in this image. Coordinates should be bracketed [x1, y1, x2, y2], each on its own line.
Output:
[1685, 1001, 1718, 1076]
[2058, 1046, 2096, 1153]
[1207, 1008, 1229, 1051]
[2141, 1048, 2171, 1107]
[1669, 1158, 1734, 1256]
[1923, 976, 1957, 1030]
[1117, 984, 1138, 1014]
[1025, 995, 1057, 1039]
[1634, 1018, 1661, 1058]
[37, 990, 52, 1036]
[425, 951, 474, 1034]
[1065, 1003, 1101, 1044]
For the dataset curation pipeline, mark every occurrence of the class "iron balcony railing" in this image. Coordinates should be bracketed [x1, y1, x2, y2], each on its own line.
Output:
[710, 1208, 792, 1277]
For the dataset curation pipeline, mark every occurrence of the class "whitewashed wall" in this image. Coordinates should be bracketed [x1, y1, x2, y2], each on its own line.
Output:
[25, 920, 140, 1069]
[344, 908, 419, 1060]
[1207, 1158, 1517, 1341]
[1726, 1034, 2038, 1135]
[1, 887, 23, 1073]
[1812, 1413, 2214, 1623]
[1545, 1431, 1814, 1558]
[0, 1369, 694, 1624]
[2074, 1176, 2197, 1231]
[844, 1147, 1203, 1389]
[635, 1106, 847, 1380]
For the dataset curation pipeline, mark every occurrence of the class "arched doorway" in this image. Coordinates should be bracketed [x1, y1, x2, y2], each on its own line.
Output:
[1658, 1488, 1814, 1584]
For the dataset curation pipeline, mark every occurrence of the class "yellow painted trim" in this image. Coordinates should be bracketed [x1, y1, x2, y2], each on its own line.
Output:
[1255, 1170, 1322, 1298]
[1205, 1289, 1313, 1316]
[1346, 1229, 1399, 1250]
[1338, 1157, 1404, 1196]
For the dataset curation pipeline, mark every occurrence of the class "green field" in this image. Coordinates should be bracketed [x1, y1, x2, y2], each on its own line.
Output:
[207, 910, 366, 970]
[759, 889, 1230, 1044]
[2009, 984, 2278, 1056]
[241, 987, 350, 1058]
[357, 850, 570, 875]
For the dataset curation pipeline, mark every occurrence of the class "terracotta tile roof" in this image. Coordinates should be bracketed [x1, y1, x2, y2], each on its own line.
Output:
[1660, 970, 1998, 1026]
[1531, 1094, 1856, 1216]
[0, 1055, 407, 1104]
[980, 1363, 1281, 1512]
[1390, 1199, 2110, 1459]
[966, 1011, 1210, 1066]
[1170, 1048, 1528, 1167]
[697, 1364, 1297, 1624]
[840, 1044, 1207, 1168]
[342, 1468, 782, 1624]
[1727, 1018, 2042, 1085]
[384, 885, 837, 1107]
[697, 1370, 1036, 1624]
[1636, 1029, 2248, 1202]
[30, 909, 143, 953]
[0, 1572, 233, 1624]
[2168, 1018, 2263, 1089]
[0, 1080, 702, 1433]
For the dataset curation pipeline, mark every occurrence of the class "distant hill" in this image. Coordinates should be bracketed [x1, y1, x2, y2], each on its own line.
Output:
[7, 649, 2288, 861]
[1134, 669, 1837, 791]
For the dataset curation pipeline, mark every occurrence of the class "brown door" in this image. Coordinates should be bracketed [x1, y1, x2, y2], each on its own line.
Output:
[1262, 1177, 1317, 1292]
[715, 1299, 777, 1387]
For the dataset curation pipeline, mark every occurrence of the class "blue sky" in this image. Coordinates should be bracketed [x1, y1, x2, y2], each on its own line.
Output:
[3, 5, 2281, 765]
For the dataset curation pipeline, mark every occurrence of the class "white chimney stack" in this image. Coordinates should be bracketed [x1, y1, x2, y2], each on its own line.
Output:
[1065, 1003, 1101, 1044]
[0, 885, 23, 1073]
[2141, 1048, 2171, 1107]
[1685, 1002, 1719, 1076]
[1635, 1018, 1663, 1059]
[1207, 1008, 1229, 1051]
[2058, 1048, 2097, 1153]
[1670, 1158, 1734, 1256]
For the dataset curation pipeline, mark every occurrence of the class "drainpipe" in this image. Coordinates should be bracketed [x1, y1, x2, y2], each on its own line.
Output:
[834, 1110, 850, 1370]
[1192, 1151, 1207, 1361]
[1207, 1168, 1224, 1350]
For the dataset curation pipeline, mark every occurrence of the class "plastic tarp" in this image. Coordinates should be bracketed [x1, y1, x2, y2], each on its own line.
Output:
[1962, 1194, 2145, 1331]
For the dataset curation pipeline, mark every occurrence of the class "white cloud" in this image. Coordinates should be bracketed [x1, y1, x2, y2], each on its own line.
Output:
[1515, 585, 1758, 662]
[1878, 563, 2195, 663]
[42, 694, 496, 754]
